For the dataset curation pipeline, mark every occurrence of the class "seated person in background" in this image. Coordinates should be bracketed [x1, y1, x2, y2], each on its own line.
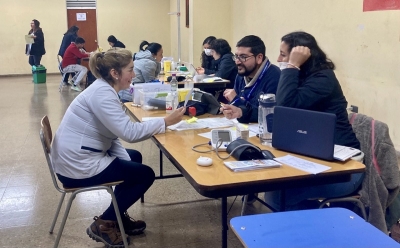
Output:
[220, 35, 280, 123]
[108, 35, 126, 48]
[118, 41, 163, 102]
[263, 31, 362, 211]
[200, 36, 216, 71]
[51, 48, 185, 247]
[62, 37, 90, 92]
[196, 38, 237, 87]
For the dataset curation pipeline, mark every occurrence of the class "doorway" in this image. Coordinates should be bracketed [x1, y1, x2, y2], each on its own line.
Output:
[66, 9, 98, 52]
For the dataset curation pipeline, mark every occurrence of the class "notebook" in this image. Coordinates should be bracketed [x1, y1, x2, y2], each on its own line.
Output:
[272, 106, 337, 161]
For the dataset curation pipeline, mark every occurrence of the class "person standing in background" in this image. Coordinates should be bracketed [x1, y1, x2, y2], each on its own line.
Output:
[26, 19, 45, 66]
[108, 35, 126, 48]
[58, 25, 79, 57]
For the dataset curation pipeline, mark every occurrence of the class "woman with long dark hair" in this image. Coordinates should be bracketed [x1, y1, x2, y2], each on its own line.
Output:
[58, 25, 79, 57]
[199, 36, 216, 70]
[26, 19, 45, 66]
[264, 31, 363, 210]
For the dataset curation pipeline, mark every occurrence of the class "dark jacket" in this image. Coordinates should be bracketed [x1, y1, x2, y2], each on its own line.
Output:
[58, 32, 78, 57]
[277, 68, 360, 148]
[201, 53, 215, 71]
[204, 53, 237, 87]
[232, 61, 280, 123]
[113, 40, 126, 48]
[25, 28, 45, 56]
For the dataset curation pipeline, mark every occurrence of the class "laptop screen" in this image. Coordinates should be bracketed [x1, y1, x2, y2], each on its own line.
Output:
[272, 106, 336, 161]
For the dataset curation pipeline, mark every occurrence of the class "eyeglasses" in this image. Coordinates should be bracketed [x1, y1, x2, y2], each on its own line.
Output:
[232, 54, 255, 62]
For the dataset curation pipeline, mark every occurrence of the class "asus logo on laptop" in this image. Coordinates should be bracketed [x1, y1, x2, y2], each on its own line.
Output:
[297, 130, 308, 134]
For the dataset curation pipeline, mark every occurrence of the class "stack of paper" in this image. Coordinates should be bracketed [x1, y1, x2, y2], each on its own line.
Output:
[334, 145, 361, 161]
[224, 159, 281, 172]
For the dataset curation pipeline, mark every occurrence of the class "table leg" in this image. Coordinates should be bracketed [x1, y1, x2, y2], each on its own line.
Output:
[159, 149, 163, 177]
[221, 196, 228, 248]
[279, 190, 286, 211]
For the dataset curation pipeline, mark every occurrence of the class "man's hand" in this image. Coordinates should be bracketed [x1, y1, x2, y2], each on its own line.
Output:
[288, 46, 311, 68]
[223, 89, 237, 102]
[219, 105, 242, 119]
[164, 107, 186, 126]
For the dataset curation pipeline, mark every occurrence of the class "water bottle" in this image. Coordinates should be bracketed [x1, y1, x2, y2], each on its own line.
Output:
[166, 93, 173, 114]
[170, 74, 179, 110]
[258, 93, 276, 145]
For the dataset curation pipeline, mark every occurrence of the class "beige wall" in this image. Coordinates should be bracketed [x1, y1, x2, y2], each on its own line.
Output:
[0, 0, 171, 75]
[170, 0, 233, 66]
[232, 0, 400, 150]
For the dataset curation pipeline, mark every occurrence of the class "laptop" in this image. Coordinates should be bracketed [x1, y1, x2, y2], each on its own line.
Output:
[272, 106, 336, 161]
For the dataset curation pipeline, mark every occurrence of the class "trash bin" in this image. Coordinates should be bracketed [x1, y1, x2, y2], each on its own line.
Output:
[32, 65, 46, 84]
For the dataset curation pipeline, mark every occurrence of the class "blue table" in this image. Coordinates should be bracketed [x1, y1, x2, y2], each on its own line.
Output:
[230, 208, 399, 248]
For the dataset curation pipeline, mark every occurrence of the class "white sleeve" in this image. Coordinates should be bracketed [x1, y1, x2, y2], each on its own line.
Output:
[88, 86, 165, 143]
[108, 139, 131, 161]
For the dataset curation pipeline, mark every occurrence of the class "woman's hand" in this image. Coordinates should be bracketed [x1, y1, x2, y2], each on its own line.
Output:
[219, 105, 242, 119]
[223, 89, 237, 102]
[164, 107, 186, 126]
[196, 67, 205, 75]
[288, 46, 311, 68]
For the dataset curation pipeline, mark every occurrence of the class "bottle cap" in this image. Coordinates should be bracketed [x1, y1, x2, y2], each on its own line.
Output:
[259, 93, 276, 107]
[172, 73, 176, 77]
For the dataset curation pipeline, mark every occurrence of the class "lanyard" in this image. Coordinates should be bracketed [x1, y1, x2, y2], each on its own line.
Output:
[241, 60, 271, 101]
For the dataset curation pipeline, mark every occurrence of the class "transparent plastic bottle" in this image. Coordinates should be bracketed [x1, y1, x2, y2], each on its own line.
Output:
[258, 94, 276, 145]
[170, 74, 179, 110]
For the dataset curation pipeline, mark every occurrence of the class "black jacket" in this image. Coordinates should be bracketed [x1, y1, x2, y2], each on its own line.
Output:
[276, 68, 360, 149]
[204, 53, 237, 87]
[58, 32, 78, 57]
[113, 40, 126, 48]
[25, 28, 46, 56]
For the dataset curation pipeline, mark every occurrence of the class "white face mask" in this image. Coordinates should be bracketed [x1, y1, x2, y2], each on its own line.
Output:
[279, 62, 288, 70]
[204, 49, 212, 56]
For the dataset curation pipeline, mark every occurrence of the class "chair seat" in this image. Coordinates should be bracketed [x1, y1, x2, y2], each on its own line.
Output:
[63, 180, 124, 192]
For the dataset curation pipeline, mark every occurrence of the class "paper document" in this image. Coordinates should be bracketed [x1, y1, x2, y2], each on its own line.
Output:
[274, 155, 331, 174]
[203, 77, 222, 83]
[247, 123, 259, 134]
[168, 117, 235, 131]
[25, 35, 34, 44]
[334, 145, 361, 161]
[224, 159, 281, 172]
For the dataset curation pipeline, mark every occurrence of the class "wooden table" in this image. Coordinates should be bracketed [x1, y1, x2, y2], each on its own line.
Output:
[231, 208, 399, 248]
[125, 104, 366, 248]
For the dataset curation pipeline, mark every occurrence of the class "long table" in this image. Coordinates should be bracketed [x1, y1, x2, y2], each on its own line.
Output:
[125, 104, 366, 248]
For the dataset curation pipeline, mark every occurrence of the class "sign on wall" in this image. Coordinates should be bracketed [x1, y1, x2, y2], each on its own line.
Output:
[363, 0, 400, 11]
[76, 13, 87, 21]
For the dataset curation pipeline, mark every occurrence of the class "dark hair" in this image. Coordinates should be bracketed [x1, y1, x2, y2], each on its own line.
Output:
[107, 35, 118, 44]
[236, 35, 266, 59]
[201, 36, 216, 68]
[75, 37, 85, 44]
[32, 19, 40, 29]
[281, 31, 335, 75]
[139, 40, 162, 55]
[202, 36, 216, 46]
[65, 25, 79, 35]
[209, 39, 231, 56]
[89, 48, 133, 86]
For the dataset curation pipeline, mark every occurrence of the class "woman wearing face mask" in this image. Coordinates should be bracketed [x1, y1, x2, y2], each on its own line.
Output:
[198, 36, 216, 72]
[263, 31, 362, 211]
[118, 41, 163, 102]
[196, 38, 237, 87]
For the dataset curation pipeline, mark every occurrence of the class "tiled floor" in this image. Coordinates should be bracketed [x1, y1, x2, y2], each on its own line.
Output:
[0, 75, 270, 247]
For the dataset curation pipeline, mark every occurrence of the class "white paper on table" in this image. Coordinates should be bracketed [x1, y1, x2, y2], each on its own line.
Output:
[167, 117, 234, 131]
[202, 117, 235, 129]
[142, 117, 163, 122]
[247, 123, 259, 134]
[168, 120, 207, 131]
[274, 155, 331, 174]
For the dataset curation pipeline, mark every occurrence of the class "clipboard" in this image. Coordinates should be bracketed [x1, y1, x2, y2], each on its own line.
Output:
[25, 35, 34, 44]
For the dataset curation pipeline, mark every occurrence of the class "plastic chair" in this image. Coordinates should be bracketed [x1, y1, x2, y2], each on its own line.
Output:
[39, 116, 129, 248]
[57, 56, 68, 92]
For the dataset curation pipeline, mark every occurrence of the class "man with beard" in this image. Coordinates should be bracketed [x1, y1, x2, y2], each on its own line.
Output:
[221, 35, 280, 123]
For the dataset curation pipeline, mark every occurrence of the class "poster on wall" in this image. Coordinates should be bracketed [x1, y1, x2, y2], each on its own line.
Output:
[363, 0, 400, 11]
[76, 13, 87, 21]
